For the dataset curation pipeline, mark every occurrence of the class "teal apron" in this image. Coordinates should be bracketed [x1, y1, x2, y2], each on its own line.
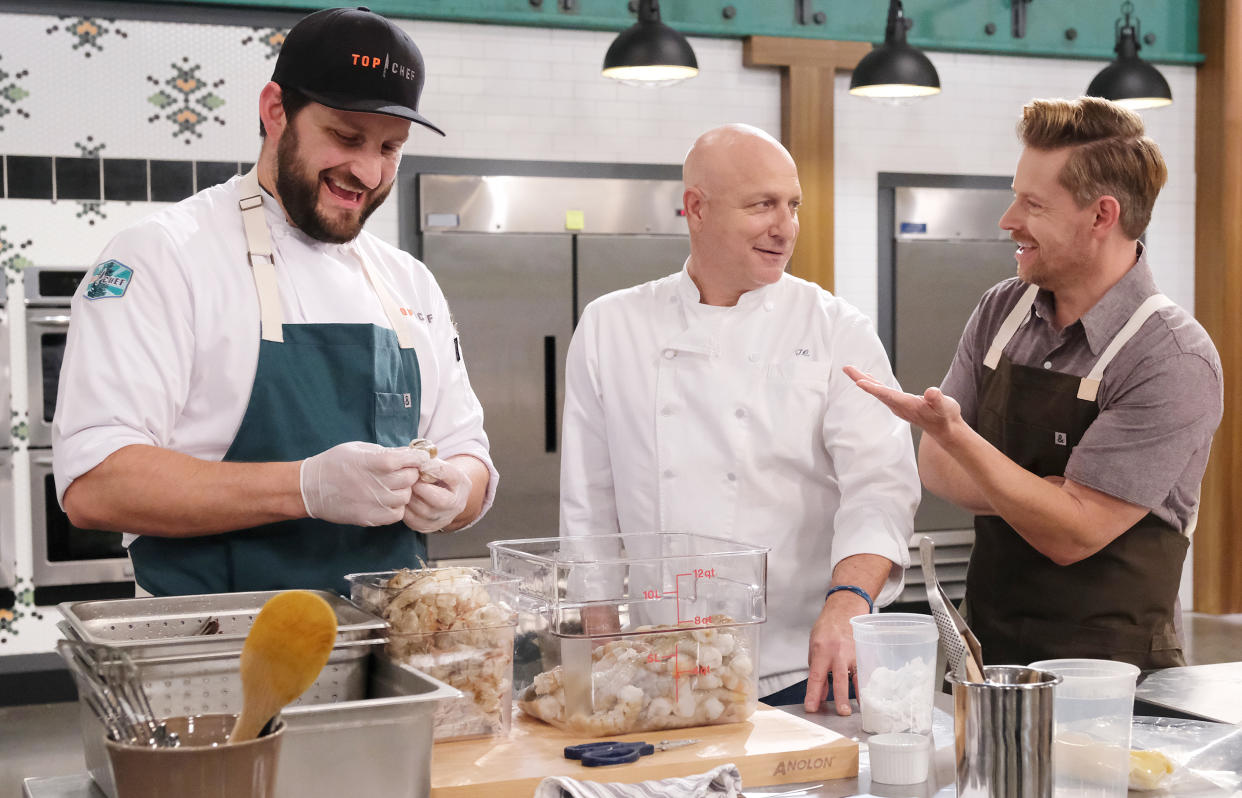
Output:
[129, 170, 426, 596]
[963, 284, 1187, 669]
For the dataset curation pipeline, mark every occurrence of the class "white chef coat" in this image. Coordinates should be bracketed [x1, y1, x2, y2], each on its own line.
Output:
[53, 174, 497, 541]
[560, 267, 919, 694]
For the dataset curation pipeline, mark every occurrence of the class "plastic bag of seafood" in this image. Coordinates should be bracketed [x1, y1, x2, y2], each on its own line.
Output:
[489, 533, 768, 737]
[346, 567, 519, 741]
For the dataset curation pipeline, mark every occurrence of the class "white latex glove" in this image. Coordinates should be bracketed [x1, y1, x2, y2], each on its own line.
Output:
[403, 457, 472, 533]
[301, 441, 431, 526]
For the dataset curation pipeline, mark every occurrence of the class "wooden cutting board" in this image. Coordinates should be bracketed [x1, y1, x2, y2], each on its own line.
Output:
[430, 705, 858, 797]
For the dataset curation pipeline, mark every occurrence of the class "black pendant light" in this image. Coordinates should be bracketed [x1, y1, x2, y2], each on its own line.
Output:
[602, 0, 698, 87]
[849, 0, 940, 99]
[1086, 1, 1172, 110]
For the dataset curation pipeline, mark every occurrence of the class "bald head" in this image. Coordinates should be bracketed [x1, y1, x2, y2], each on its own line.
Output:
[680, 124, 802, 306]
[683, 124, 794, 198]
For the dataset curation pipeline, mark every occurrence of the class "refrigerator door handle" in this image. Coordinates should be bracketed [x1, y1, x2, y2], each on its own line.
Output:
[544, 335, 557, 453]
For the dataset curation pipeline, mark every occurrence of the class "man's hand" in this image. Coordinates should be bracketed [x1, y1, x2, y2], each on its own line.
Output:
[300, 442, 429, 526]
[403, 457, 472, 532]
[804, 590, 870, 715]
[843, 365, 965, 443]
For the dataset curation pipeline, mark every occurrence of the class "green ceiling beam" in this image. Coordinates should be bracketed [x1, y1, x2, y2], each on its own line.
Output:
[111, 0, 1203, 64]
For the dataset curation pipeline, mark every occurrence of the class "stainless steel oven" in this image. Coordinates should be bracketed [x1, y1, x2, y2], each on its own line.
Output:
[1, 291, 12, 594]
[29, 451, 132, 587]
[1, 289, 10, 443]
[1, 446, 13, 594]
[25, 266, 132, 596]
[25, 266, 83, 448]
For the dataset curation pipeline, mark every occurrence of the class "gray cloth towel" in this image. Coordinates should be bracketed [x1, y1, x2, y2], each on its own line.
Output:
[533, 763, 743, 798]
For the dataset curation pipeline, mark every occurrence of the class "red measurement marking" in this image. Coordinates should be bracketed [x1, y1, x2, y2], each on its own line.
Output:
[648, 645, 713, 702]
[670, 567, 717, 625]
[642, 589, 662, 599]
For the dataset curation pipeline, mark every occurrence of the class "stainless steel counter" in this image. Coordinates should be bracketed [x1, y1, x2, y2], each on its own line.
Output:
[1136, 662, 1242, 725]
[17, 692, 1242, 798]
[17, 699, 957, 798]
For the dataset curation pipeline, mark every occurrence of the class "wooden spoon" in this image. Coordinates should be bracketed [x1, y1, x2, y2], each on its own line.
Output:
[228, 590, 338, 743]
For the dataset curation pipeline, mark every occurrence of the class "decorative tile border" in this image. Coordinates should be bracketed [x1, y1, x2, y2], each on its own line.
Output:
[0, 154, 250, 203]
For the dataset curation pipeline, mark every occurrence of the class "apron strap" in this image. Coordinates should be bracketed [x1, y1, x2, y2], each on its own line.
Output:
[1076, 293, 1175, 401]
[237, 169, 414, 350]
[350, 248, 416, 350]
[238, 169, 285, 344]
[982, 283, 1039, 370]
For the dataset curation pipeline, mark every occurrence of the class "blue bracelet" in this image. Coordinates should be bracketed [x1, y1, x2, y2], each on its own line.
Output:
[826, 584, 875, 613]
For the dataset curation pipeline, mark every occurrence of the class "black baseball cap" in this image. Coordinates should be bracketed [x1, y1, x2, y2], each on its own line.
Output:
[271, 6, 445, 136]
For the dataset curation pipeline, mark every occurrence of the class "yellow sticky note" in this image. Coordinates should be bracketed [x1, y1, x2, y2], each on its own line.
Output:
[565, 210, 585, 231]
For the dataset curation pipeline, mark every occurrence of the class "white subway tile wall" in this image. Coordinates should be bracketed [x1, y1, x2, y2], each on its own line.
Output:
[0, 11, 1200, 650]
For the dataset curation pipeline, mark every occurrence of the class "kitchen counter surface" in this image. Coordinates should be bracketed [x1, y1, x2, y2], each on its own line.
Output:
[1136, 661, 1242, 725]
[16, 691, 1242, 797]
[16, 698, 956, 798]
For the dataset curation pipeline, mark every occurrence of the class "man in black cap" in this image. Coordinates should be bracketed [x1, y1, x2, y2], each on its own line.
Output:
[53, 7, 498, 597]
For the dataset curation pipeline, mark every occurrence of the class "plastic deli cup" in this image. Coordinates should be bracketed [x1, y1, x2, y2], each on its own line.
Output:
[869, 731, 931, 785]
[105, 714, 284, 798]
[850, 613, 939, 734]
[1028, 658, 1140, 798]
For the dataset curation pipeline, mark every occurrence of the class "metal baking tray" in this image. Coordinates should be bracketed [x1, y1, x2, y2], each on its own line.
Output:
[58, 589, 385, 657]
[63, 622, 460, 798]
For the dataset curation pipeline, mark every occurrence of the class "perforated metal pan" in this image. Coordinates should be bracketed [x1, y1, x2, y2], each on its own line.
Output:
[62, 620, 459, 798]
[58, 589, 385, 658]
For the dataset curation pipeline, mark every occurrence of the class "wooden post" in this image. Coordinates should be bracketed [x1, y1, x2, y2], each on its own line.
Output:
[743, 37, 872, 292]
[1193, 0, 1242, 613]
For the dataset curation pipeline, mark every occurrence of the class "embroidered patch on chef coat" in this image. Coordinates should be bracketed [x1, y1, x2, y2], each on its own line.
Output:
[1054, 431, 1067, 446]
[84, 260, 133, 300]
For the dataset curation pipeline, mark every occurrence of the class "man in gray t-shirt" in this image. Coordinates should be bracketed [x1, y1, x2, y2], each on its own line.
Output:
[847, 97, 1221, 668]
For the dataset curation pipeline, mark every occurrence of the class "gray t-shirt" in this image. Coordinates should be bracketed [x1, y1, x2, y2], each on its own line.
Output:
[940, 247, 1222, 533]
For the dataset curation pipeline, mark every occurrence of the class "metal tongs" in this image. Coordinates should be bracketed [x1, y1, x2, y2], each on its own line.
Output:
[56, 639, 180, 747]
[919, 536, 985, 683]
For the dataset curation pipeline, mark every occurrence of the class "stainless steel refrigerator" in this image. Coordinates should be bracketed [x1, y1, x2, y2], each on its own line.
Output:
[888, 184, 1018, 601]
[413, 174, 690, 561]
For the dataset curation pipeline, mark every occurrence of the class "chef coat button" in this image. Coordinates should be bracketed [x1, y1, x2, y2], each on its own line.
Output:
[663, 349, 676, 360]
[726, 472, 736, 482]
[735, 408, 746, 419]
[1043, 360, 1053, 369]
[763, 302, 774, 311]
[663, 469, 674, 479]
[748, 353, 760, 363]
[661, 406, 674, 416]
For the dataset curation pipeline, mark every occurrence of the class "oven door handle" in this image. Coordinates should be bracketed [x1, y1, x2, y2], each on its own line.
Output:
[30, 315, 72, 328]
[30, 455, 54, 467]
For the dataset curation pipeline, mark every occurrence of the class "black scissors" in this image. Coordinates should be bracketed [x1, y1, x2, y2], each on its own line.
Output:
[563, 739, 699, 767]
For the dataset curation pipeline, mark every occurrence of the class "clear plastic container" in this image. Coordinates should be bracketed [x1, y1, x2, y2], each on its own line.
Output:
[346, 567, 519, 741]
[1029, 658, 1140, 798]
[850, 613, 938, 734]
[488, 533, 768, 737]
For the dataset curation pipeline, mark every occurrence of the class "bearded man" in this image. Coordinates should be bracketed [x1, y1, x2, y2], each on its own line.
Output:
[53, 8, 496, 596]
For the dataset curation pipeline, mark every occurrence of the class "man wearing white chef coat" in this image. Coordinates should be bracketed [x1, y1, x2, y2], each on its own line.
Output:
[559, 124, 920, 715]
[52, 8, 496, 596]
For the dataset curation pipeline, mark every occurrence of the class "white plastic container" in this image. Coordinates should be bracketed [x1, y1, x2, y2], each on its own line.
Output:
[489, 533, 768, 737]
[868, 732, 931, 785]
[1028, 658, 1140, 798]
[850, 613, 938, 734]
